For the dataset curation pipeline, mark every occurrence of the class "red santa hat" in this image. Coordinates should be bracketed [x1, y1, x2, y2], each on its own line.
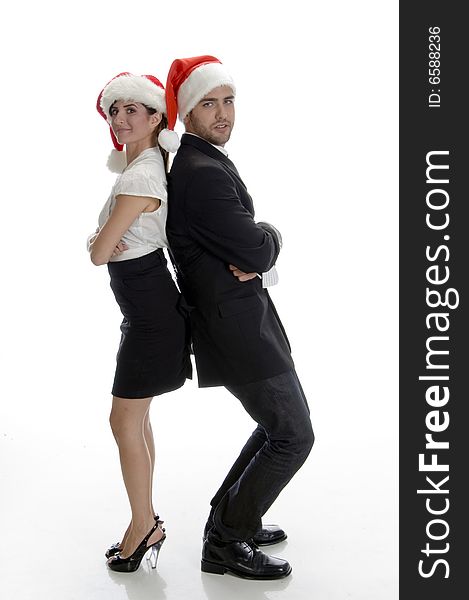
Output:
[96, 72, 166, 172]
[158, 55, 236, 153]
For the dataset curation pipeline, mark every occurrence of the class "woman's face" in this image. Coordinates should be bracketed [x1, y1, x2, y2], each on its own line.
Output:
[110, 100, 161, 147]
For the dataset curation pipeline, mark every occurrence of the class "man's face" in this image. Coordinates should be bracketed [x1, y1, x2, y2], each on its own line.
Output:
[184, 85, 235, 146]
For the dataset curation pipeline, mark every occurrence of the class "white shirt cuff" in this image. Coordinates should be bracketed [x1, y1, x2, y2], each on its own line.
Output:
[261, 266, 279, 288]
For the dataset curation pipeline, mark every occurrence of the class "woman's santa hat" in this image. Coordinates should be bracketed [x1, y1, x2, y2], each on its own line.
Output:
[158, 55, 236, 153]
[96, 72, 166, 172]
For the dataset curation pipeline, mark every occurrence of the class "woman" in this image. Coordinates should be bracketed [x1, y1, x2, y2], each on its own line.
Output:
[88, 72, 191, 573]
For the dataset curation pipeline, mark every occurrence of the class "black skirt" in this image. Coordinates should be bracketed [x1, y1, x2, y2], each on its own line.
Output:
[108, 249, 191, 399]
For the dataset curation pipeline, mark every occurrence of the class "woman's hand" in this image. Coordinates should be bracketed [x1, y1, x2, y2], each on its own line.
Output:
[112, 241, 129, 257]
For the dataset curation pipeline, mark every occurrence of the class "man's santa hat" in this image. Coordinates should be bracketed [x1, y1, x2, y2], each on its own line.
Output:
[96, 72, 166, 172]
[158, 55, 236, 153]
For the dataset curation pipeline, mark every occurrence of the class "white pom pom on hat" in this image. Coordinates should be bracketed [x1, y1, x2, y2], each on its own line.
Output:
[157, 128, 180, 153]
[157, 55, 236, 153]
[106, 149, 128, 174]
[96, 72, 167, 171]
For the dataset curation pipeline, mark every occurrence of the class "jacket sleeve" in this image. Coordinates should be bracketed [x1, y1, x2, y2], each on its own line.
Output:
[185, 166, 280, 273]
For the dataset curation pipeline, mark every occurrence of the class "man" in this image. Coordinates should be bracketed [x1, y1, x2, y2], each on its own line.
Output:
[159, 56, 314, 580]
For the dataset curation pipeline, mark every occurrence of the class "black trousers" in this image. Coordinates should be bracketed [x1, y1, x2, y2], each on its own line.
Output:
[207, 369, 314, 542]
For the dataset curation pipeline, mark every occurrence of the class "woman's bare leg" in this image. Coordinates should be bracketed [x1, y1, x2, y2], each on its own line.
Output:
[110, 396, 163, 557]
[144, 411, 156, 516]
[116, 410, 156, 549]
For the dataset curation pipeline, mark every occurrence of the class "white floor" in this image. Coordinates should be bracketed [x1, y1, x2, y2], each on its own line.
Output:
[0, 365, 397, 600]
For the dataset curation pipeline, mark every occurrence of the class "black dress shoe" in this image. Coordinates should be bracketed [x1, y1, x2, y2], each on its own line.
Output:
[253, 524, 287, 546]
[203, 521, 287, 547]
[201, 537, 292, 580]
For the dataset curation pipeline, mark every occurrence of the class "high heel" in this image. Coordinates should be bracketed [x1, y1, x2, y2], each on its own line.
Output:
[105, 515, 164, 559]
[146, 537, 165, 569]
[107, 521, 166, 573]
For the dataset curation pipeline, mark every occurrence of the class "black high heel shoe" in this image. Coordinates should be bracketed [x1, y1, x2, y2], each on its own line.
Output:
[107, 521, 166, 573]
[146, 539, 165, 569]
[105, 515, 164, 559]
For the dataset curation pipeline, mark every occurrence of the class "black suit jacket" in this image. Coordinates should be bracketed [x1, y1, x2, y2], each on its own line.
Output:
[167, 134, 294, 387]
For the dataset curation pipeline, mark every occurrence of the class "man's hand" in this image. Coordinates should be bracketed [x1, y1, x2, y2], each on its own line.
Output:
[112, 241, 129, 257]
[229, 264, 258, 282]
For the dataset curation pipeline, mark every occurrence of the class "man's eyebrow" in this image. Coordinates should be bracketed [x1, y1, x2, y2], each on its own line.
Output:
[199, 95, 235, 103]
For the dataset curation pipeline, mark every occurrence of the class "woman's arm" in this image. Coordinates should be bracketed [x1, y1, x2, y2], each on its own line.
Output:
[89, 195, 160, 265]
[87, 228, 99, 252]
[87, 228, 129, 256]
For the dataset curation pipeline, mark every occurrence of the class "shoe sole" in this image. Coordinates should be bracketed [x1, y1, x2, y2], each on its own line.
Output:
[201, 559, 292, 580]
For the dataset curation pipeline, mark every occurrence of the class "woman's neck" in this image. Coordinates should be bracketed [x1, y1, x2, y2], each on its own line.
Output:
[125, 139, 154, 166]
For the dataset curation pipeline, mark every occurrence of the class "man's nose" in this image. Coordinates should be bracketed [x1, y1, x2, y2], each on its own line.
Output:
[215, 103, 228, 120]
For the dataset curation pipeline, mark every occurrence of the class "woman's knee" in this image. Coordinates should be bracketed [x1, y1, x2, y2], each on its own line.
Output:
[109, 398, 150, 440]
[109, 408, 126, 440]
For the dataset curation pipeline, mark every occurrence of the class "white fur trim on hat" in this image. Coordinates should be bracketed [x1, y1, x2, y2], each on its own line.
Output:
[178, 62, 236, 120]
[100, 75, 166, 123]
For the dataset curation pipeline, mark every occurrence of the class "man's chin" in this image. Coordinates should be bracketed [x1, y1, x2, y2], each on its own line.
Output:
[208, 132, 231, 146]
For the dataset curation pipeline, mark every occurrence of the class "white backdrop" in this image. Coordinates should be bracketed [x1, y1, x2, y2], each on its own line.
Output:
[0, 1, 398, 599]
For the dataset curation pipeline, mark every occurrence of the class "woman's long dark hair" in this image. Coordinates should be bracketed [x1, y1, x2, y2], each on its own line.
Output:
[145, 107, 169, 172]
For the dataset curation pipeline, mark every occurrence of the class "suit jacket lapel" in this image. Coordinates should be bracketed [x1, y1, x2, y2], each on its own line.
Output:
[181, 134, 242, 182]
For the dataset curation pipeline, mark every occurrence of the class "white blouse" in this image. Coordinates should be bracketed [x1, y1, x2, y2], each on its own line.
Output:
[97, 147, 169, 262]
